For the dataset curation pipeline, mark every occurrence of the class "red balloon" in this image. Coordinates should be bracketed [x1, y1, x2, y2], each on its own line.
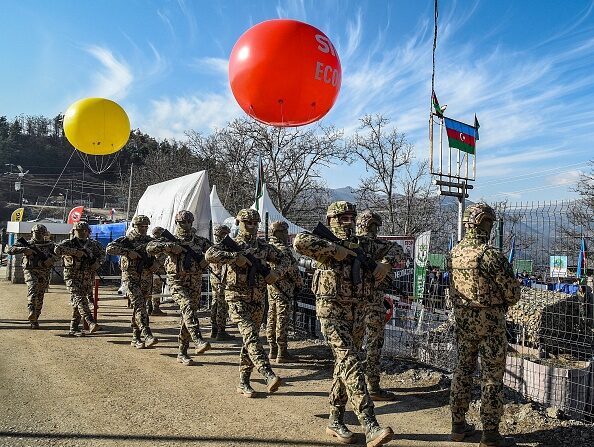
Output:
[228, 19, 341, 127]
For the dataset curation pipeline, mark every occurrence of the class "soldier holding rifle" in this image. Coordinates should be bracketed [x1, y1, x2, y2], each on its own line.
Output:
[8, 224, 58, 329]
[147, 211, 212, 365]
[106, 215, 159, 349]
[293, 201, 393, 447]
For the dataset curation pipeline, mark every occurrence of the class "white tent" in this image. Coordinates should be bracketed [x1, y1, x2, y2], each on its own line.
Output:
[250, 184, 306, 234]
[210, 185, 233, 226]
[135, 171, 211, 238]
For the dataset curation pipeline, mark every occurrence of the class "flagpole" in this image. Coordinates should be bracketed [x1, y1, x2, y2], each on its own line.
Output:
[438, 117, 443, 175]
[429, 114, 434, 174]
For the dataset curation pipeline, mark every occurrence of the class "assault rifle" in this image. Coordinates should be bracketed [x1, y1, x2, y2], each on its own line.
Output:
[311, 222, 378, 286]
[159, 229, 207, 271]
[219, 235, 270, 286]
[16, 237, 63, 279]
[118, 237, 165, 284]
[71, 238, 105, 282]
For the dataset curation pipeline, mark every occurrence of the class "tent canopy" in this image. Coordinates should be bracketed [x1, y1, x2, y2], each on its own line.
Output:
[135, 171, 211, 238]
[210, 185, 233, 226]
[250, 184, 306, 235]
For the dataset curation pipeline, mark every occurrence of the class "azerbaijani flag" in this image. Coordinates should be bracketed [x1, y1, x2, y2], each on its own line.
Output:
[444, 117, 477, 155]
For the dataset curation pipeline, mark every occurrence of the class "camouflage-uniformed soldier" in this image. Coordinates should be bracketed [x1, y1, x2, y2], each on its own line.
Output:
[106, 215, 159, 349]
[147, 226, 167, 316]
[209, 225, 233, 341]
[55, 221, 105, 336]
[449, 203, 520, 447]
[8, 224, 58, 328]
[294, 201, 393, 447]
[205, 208, 287, 397]
[266, 220, 303, 363]
[355, 210, 400, 401]
[146, 211, 211, 366]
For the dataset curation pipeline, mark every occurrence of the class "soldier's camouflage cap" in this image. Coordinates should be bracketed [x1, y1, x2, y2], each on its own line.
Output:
[236, 208, 261, 222]
[175, 210, 194, 223]
[269, 221, 288, 233]
[31, 224, 48, 234]
[72, 221, 91, 231]
[356, 210, 382, 229]
[326, 201, 357, 218]
[132, 215, 150, 226]
[463, 203, 496, 227]
[213, 224, 230, 237]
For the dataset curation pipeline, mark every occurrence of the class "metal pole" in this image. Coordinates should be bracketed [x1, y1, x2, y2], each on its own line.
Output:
[457, 181, 466, 242]
[126, 163, 133, 220]
[63, 189, 69, 221]
[438, 117, 443, 174]
[103, 180, 106, 208]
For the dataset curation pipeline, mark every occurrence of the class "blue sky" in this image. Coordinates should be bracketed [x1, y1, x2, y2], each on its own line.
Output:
[2, 0, 594, 202]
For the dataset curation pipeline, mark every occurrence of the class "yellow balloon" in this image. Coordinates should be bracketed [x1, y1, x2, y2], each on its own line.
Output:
[63, 98, 130, 155]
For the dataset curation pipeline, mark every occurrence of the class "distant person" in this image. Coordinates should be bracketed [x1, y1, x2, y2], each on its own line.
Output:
[1, 227, 8, 255]
[7, 224, 57, 328]
[449, 203, 520, 446]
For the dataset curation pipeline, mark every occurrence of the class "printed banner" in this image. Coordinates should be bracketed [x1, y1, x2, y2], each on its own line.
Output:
[10, 207, 24, 222]
[414, 231, 431, 299]
[549, 255, 567, 278]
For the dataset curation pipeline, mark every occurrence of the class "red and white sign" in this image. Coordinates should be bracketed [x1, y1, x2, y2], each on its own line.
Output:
[67, 206, 84, 224]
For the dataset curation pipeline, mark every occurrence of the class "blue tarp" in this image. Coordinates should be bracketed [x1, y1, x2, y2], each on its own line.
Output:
[90, 222, 127, 268]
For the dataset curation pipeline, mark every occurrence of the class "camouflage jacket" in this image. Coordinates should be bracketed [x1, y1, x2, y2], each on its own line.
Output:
[8, 238, 57, 271]
[205, 233, 288, 302]
[54, 238, 106, 277]
[146, 233, 211, 277]
[106, 234, 156, 279]
[293, 232, 363, 301]
[268, 236, 303, 294]
[356, 235, 404, 298]
[449, 228, 520, 308]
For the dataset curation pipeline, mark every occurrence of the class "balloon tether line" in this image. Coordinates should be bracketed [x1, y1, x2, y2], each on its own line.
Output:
[35, 147, 77, 220]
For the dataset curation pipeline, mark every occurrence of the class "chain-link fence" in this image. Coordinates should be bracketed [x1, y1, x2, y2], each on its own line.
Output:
[293, 200, 594, 422]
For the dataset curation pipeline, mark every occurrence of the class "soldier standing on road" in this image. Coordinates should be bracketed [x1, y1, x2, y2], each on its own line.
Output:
[355, 210, 400, 401]
[146, 226, 167, 317]
[293, 201, 394, 447]
[8, 224, 57, 329]
[55, 221, 105, 336]
[449, 203, 520, 447]
[106, 215, 159, 349]
[205, 209, 287, 397]
[146, 211, 212, 366]
[209, 225, 234, 341]
[266, 220, 303, 363]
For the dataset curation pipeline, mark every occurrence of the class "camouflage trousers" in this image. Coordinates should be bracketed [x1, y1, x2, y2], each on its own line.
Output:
[65, 272, 96, 331]
[24, 269, 50, 322]
[226, 296, 270, 374]
[169, 275, 204, 350]
[125, 273, 153, 339]
[451, 306, 507, 431]
[210, 285, 228, 332]
[147, 276, 164, 313]
[323, 306, 375, 417]
[266, 290, 291, 350]
[354, 296, 387, 391]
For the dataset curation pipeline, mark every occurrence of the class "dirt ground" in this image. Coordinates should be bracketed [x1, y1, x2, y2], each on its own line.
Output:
[0, 281, 592, 447]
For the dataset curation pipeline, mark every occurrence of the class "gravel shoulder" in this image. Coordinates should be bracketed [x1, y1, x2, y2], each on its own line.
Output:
[0, 281, 590, 447]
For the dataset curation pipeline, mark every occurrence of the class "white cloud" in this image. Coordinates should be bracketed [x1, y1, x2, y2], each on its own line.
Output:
[138, 92, 241, 140]
[548, 169, 582, 186]
[189, 57, 228, 76]
[85, 45, 133, 101]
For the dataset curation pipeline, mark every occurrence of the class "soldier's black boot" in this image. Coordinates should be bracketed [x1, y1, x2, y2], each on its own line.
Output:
[236, 371, 256, 398]
[325, 406, 354, 444]
[358, 410, 394, 447]
[260, 366, 282, 393]
[480, 430, 516, 447]
[451, 421, 476, 442]
[216, 330, 235, 341]
[131, 329, 144, 349]
[210, 326, 218, 338]
[269, 343, 278, 360]
[177, 344, 193, 366]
